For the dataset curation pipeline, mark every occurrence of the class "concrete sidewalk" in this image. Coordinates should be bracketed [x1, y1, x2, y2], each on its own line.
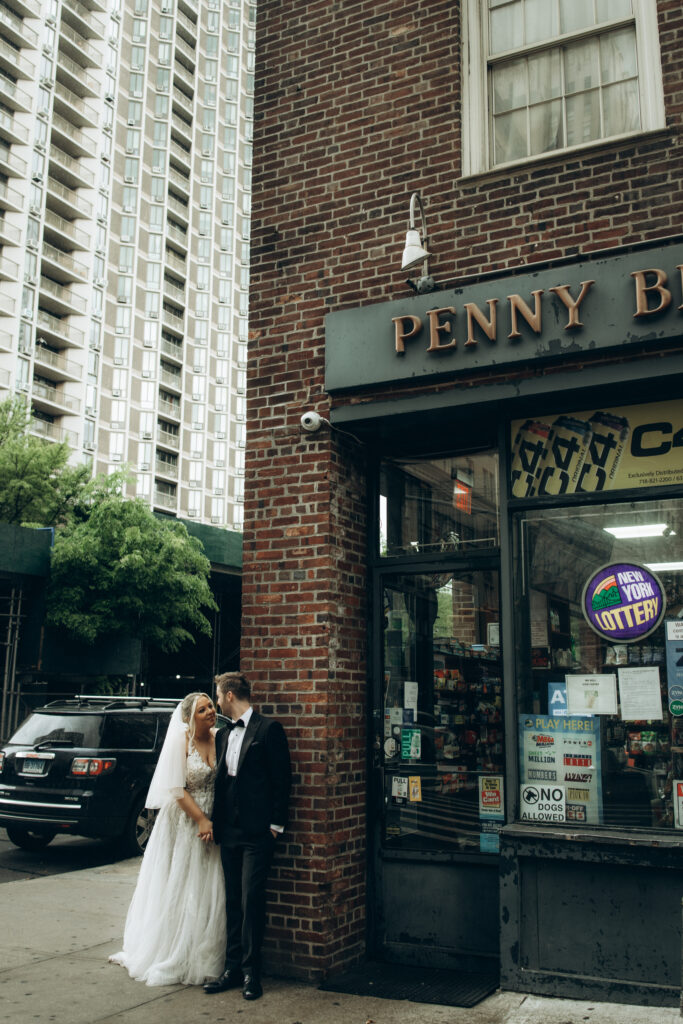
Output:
[0, 858, 679, 1024]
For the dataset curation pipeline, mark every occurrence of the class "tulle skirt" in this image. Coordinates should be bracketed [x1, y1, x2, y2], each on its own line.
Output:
[110, 800, 226, 986]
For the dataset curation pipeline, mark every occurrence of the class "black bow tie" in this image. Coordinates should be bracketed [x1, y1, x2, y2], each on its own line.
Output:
[228, 719, 245, 730]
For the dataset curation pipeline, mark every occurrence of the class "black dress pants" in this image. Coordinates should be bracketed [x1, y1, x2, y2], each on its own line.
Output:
[220, 830, 275, 974]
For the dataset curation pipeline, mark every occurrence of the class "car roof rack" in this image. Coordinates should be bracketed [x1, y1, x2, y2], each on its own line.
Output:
[42, 696, 180, 711]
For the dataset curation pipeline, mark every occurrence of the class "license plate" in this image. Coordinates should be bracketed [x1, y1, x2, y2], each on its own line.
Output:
[21, 759, 47, 775]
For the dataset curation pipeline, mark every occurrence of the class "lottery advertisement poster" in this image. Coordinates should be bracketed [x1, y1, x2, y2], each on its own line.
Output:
[511, 399, 683, 498]
[519, 714, 603, 824]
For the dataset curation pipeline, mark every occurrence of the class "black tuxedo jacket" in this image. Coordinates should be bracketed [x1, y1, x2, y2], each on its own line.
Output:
[213, 711, 291, 841]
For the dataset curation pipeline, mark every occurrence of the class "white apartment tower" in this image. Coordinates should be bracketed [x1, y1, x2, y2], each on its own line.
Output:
[0, 0, 253, 530]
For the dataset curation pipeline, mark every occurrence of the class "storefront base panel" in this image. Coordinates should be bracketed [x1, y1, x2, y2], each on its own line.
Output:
[378, 856, 499, 969]
[500, 827, 683, 1007]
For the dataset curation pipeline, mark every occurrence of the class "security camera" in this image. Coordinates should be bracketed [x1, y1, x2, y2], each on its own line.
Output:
[300, 411, 324, 433]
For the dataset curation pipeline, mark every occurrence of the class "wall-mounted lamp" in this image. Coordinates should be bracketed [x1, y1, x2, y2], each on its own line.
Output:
[401, 192, 436, 294]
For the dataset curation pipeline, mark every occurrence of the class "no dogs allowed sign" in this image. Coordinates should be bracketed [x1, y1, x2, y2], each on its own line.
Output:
[520, 783, 566, 822]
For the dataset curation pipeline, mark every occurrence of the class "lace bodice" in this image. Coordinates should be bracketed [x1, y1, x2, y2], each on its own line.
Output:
[184, 743, 217, 813]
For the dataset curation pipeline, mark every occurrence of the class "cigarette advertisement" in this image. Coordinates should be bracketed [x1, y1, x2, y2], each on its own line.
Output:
[511, 399, 683, 498]
[519, 714, 603, 824]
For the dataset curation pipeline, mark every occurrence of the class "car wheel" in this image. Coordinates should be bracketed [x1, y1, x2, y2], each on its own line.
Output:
[122, 796, 157, 856]
[6, 826, 57, 851]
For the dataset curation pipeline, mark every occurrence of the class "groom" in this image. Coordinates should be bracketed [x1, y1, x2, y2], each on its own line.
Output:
[204, 671, 291, 1001]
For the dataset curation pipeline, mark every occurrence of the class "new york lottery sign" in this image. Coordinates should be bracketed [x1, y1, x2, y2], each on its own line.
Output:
[582, 562, 666, 643]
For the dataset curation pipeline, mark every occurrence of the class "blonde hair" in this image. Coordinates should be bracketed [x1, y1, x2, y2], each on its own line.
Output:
[180, 691, 211, 745]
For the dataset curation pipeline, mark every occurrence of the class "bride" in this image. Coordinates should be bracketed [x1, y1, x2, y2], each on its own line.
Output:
[109, 692, 226, 986]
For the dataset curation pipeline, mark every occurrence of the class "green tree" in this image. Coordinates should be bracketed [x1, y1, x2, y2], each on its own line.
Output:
[46, 497, 218, 653]
[0, 396, 91, 526]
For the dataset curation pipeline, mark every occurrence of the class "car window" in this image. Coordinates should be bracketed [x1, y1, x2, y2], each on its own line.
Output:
[101, 714, 159, 750]
[10, 713, 103, 748]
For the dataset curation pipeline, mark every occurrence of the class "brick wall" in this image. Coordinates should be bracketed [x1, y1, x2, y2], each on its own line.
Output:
[245, 0, 683, 977]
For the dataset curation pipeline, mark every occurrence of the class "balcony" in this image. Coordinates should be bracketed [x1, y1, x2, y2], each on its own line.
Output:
[169, 139, 191, 173]
[155, 457, 178, 480]
[0, 294, 15, 317]
[46, 176, 93, 219]
[168, 165, 190, 197]
[61, 0, 106, 40]
[0, 330, 11, 353]
[174, 33, 196, 71]
[171, 114, 192, 148]
[158, 396, 181, 421]
[167, 194, 189, 225]
[39, 275, 87, 316]
[0, 106, 28, 145]
[0, 365, 9, 388]
[50, 113, 97, 160]
[164, 247, 187, 278]
[0, 74, 31, 113]
[160, 366, 182, 391]
[48, 145, 95, 190]
[43, 208, 90, 251]
[29, 417, 78, 445]
[34, 344, 83, 382]
[160, 336, 183, 363]
[0, 38, 34, 81]
[32, 379, 82, 416]
[41, 241, 89, 284]
[157, 425, 180, 451]
[153, 488, 177, 510]
[176, 6, 197, 44]
[162, 306, 185, 337]
[0, 6, 38, 49]
[163, 277, 185, 305]
[0, 140, 26, 178]
[166, 221, 188, 253]
[0, 216, 21, 246]
[53, 81, 99, 128]
[0, 179, 23, 213]
[6, 0, 42, 18]
[173, 59, 194, 94]
[36, 308, 85, 349]
[172, 89, 193, 119]
[58, 21, 101, 67]
[55, 51, 100, 99]
[0, 252, 18, 281]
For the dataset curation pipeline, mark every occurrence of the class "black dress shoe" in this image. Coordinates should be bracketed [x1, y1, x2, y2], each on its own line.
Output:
[203, 968, 244, 994]
[242, 973, 263, 1000]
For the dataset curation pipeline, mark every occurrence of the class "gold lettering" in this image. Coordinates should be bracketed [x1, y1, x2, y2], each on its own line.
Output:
[507, 290, 544, 339]
[548, 280, 595, 329]
[426, 306, 457, 353]
[464, 299, 498, 347]
[392, 314, 422, 355]
[631, 268, 672, 318]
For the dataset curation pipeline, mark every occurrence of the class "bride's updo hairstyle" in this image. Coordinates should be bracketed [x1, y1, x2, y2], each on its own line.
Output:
[180, 691, 210, 745]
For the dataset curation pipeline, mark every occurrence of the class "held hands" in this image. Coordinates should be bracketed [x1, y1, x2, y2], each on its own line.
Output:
[197, 816, 214, 843]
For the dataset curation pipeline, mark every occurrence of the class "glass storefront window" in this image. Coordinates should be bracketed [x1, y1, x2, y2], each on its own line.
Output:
[379, 451, 499, 557]
[515, 498, 683, 831]
[381, 569, 504, 852]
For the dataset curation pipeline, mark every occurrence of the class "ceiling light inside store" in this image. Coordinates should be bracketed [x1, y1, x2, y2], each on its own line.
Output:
[644, 562, 683, 572]
[604, 523, 670, 539]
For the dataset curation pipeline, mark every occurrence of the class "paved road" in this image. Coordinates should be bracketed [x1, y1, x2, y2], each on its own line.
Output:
[0, 827, 134, 883]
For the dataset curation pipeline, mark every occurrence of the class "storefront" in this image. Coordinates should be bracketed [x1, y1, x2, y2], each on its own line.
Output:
[326, 237, 683, 1005]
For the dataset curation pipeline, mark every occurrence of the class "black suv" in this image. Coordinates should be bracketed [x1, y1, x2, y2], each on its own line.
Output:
[0, 696, 211, 855]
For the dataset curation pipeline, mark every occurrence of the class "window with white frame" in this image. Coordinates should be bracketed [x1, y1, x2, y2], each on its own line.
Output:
[462, 0, 665, 175]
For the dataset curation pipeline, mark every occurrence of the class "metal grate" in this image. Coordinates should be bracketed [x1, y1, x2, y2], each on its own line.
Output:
[319, 960, 499, 1008]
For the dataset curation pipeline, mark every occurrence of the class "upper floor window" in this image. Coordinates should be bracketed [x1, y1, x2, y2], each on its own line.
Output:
[462, 0, 665, 175]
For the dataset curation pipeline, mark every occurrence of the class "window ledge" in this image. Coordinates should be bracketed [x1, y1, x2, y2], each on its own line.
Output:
[459, 127, 672, 186]
[501, 822, 683, 851]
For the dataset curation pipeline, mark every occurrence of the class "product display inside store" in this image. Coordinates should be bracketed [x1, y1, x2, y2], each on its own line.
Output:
[516, 498, 683, 830]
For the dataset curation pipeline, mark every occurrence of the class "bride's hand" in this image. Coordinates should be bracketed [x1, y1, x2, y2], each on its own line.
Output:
[197, 816, 213, 842]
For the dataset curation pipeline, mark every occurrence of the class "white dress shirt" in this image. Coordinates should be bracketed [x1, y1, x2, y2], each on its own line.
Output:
[225, 705, 252, 776]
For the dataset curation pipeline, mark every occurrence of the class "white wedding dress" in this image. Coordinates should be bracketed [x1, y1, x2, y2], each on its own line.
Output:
[110, 743, 226, 986]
